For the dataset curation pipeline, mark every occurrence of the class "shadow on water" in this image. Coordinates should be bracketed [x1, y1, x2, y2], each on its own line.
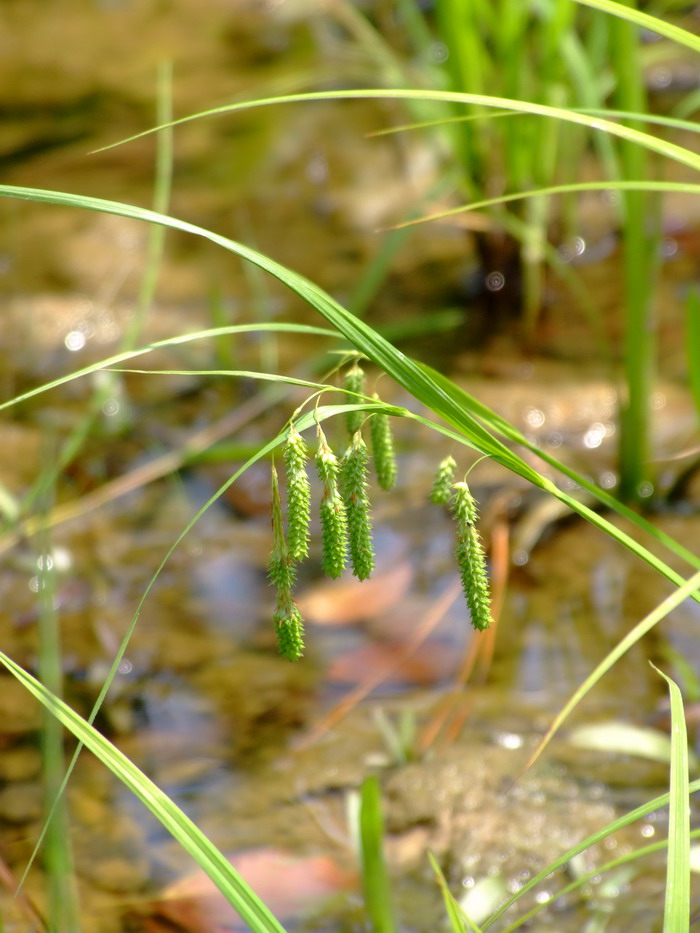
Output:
[1, 1, 700, 931]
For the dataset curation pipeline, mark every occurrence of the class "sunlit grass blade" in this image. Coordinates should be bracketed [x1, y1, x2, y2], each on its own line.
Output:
[417, 361, 700, 572]
[87, 90, 700, 176]
[359, 776, 395, 933]
[2, 187, 699, 608]
[517, 569, 700, 777]
[428, 853, 474, 932]
[0, 653, 287, 933]
[654, 665, 691, 932]
[387, 180, 700, 230]
[0, 321, 337, 413]
[500, 828, 700, 932]
[573, 0, 700, 54]
[686, 289, 700, 426]
[483, 773, 700, 930]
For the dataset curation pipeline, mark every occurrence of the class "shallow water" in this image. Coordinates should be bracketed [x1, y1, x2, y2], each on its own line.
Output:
[2, 2, 700, 931]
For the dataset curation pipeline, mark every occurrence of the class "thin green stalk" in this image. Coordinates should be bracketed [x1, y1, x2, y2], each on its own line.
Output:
[655, 666, 690, 932]
[359, 777, 395, 933]
[609, 1, 659, 502]
[37, 510, 81, 932]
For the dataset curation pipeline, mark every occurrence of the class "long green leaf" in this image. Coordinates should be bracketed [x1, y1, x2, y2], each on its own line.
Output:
[359, 777, 395, 933]
[484, 771, 700, 929]
[0, 652, 287, 933]
[90, 90, 700, 175]
[654, 665, 691, 932]
[1, 185, 697, 603]
[573, 0, 700, 54]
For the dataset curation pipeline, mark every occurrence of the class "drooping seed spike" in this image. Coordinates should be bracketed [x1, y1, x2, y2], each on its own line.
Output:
[341, 431, 374, 580]
[273, 597, 305, 661]
[451, 481, 478, 527]
[455, 525, 492, 631]
[315, 426, 348, 578]
[343, 362, 366, 436]
[430, 455, 457, 505]
[283, 424, 311, 561]
[267, 464, 296, 592]
[369, 397, 397, 491]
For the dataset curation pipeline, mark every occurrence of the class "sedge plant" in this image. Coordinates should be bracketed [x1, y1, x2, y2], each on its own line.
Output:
[2, 1, 700, 928]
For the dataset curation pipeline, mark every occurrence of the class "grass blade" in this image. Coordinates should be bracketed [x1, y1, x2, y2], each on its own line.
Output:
[0, 653, 287, 933]
[359, 776, 395, 933]
[653, 665, 691, 932]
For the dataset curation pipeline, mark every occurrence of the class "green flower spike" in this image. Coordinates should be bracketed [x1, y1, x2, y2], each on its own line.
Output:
[273, 596, 305, 661]
[341, 431, 375, 581]
[369, 396, 397, 491]
[452, 481, 492, 632]
[315, 426, 348, 579]
[430, 455, 457, 505]
[343, 361, 366, 436]
[283, 424, 311, 562]
[267, 464, 295, 593]
[268, 465, 305, 658]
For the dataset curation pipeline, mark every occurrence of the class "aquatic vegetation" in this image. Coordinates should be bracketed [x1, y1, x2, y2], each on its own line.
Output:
[451, 481, 493, 632]
[0, 0, 699, 930]
[369, 399, 398, 492]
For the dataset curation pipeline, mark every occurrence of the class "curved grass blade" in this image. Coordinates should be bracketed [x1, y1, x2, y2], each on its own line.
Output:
[573, 0, 700, 55]
[0, 322, 337, 413]
[359, 776, 395, 933]
[501, 828, 700, 932]
[88, 90, 700, 176]
[483, 772, 700, 930]
[388, 180, 700, 230]
[417, 361, 700, 572]
[2, 184, 697, 605]
[0, 653, 287, 933]
[654, 665, 691, 932]
[516, 569, 700, 782]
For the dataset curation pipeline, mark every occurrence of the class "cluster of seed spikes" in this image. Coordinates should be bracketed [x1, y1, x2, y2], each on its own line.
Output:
[267, 362, 398, 660]
[429, 456, 493, 632]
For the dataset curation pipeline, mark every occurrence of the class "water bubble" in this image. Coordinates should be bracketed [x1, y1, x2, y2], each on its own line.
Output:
[306, 150, 328, 184]
[583, 422, 606, 449]
[485, 270, 505, 292]
[495, 731, 524, 750]
[102, 399, 121, 417]
[118, 659, 133, 675]
[600, 471, 617, 489]
[37, 554, 54, 571]
[548, 431, 563, 448]
[525, 407, 545, 429]
[512, 549, 529, 566]
[638, 481, 654, 499]
[429, 41, 448, 64]
[640, 823, 655, 838]
[661, 237, 678, 258]
[648, 67, 672, 89]
[65, 330, 87, 351]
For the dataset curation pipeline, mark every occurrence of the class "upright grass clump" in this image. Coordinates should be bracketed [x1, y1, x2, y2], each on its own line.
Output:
[340, 431, 375, 581]
[451, 481, 492, 632]
[268, 464, 305, 661]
